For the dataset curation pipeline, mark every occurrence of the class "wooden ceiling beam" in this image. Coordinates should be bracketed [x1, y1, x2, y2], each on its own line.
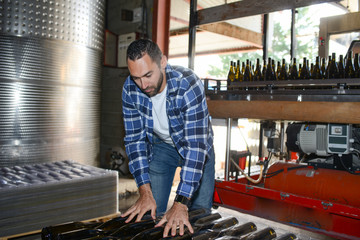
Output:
[169, 46, 261, 58]
[199, 22, 263, 48]
[197, 0, 341, 25]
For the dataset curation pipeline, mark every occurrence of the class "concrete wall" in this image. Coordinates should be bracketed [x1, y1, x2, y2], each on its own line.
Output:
[100, 0, 154, 174]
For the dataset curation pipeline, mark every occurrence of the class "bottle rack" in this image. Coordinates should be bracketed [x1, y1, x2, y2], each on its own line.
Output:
[203, 78, 360, 124]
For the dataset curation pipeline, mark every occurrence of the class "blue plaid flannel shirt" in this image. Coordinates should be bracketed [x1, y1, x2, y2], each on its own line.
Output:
[122, 64, 214, 198]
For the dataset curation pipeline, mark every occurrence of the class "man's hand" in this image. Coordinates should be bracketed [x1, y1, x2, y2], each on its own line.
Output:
[155, 201, 194, 237]
[120, 183, 156, 222]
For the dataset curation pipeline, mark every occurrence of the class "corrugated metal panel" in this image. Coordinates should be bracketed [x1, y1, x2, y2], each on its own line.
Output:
[0, 0, 105, 167]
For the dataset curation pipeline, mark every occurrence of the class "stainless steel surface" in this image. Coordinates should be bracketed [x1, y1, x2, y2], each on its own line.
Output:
[0, 0, 105, 167]
[225, 118, 231, 181]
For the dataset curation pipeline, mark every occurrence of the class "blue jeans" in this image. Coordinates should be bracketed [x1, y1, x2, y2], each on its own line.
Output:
[149, 136, 215, 216]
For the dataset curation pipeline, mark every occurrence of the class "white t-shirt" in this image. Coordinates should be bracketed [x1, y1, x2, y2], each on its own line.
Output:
[151, 85, 174, 146]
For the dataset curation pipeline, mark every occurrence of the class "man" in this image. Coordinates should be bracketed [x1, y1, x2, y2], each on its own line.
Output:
[121, 39, 215, 238]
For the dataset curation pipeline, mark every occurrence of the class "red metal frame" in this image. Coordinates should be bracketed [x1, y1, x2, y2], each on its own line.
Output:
[213, 176, 360, 240]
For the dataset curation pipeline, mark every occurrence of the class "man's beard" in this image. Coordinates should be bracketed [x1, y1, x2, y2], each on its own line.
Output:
[143, 71, 164, 97]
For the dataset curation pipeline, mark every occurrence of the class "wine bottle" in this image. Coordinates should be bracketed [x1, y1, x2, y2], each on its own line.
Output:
[275, 61, 280, 80]
[344, 52, 355, 78]
[289, 58, 298, 80]
[235, 60, 241, 82]
[240, 227, 276, 240]
[266, 58, 275, 81]
[328, 53, 338, 79]
[42, 221, 102, 240]
[130, 226, 164, 240]
[276, 232, 297, 240]
[311, 56, 322, 79]
[193, 212, 222, 226]
[227, 61, 235, 86]
[338, 54, 345, 78]
[253, 58, 262, 81]
[354, 53, 360, 78]
[188, 208, 207, 219]
[197, 216, 239, 232]
[110, 218, 156, 239]
[243, 59, 252, 82]
[95, 216, 129, 232]
[87, 236, 120, 240]
[278, 59, 288, 80]
[56, 228, 106, 240]
[299, 57, 308, 80]
[218, 222, 257, 238]
[262, 59, 267, 81]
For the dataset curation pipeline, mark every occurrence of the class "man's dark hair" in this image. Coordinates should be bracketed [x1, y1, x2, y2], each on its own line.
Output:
[126, 39, 162, 66]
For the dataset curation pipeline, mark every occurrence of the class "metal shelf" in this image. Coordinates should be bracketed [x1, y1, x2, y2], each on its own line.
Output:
[204, 78, 360, 124]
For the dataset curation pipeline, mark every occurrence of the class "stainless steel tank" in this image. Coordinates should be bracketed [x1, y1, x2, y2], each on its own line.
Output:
[0, 0, 105, 167]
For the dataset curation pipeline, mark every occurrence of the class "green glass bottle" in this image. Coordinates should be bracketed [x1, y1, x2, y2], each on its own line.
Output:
[299, 57, 308, 80]
[253, 58, 262, 81]
[344, 52, 355, 78]
[278, 59, 288, 80]
[328, 53, 339, 79]
[240, 227, 277, 240]
[110, 218, 156, 239]
[227, 61, 235, 86]
[235, 60, 241, 82]
[218, 222, 257, 238]
[338, 54, 345, 78]
[289, 58, 298, 80]
[41, 221, 102, 240]
[243, 59, 252, 82]
[276, 232, 297, 240]
[311, 56, 322, 79]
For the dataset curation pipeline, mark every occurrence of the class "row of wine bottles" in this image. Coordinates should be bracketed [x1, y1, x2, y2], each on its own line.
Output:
[227, 52, 360, 84]
[41, 208, 296, 240]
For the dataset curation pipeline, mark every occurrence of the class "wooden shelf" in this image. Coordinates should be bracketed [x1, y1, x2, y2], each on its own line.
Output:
[207, 100, 360, 124]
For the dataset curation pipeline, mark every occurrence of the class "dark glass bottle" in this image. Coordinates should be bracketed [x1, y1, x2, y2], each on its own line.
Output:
[243, 59, 252, 82]
[130, 209, 208, 240]
[299, 57, 308, 80]
[276, 61, 281, 80]
[218, 222, 257, 238]
[235, 60, 241, 82]
[240, 227, 277, 240]
[266, 58, 275, 81]
[344, 52, 355, 78]
[197, 216, 239, 232]
[278, 59, 288, 80]
[110, 218, 156, 239]
[338, 54, 345, 78]
[262, 59, 267, 81]
[56, 228, 106, 240]
[276, 232, 297, 240]
[130, 226, 164, 240]
[41, 221, 102, 240]
[227, 61, 235, 86]
[289, 58, 298, 80]
[311, 56, 322, 79]
[253, 58, 262, 81]
[193, 212, 222, 226]
[354, 53, 360, 78]
[320, 57, 326, 79]
[328, 53, 339, 79]
[95, 216, 130, 232]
